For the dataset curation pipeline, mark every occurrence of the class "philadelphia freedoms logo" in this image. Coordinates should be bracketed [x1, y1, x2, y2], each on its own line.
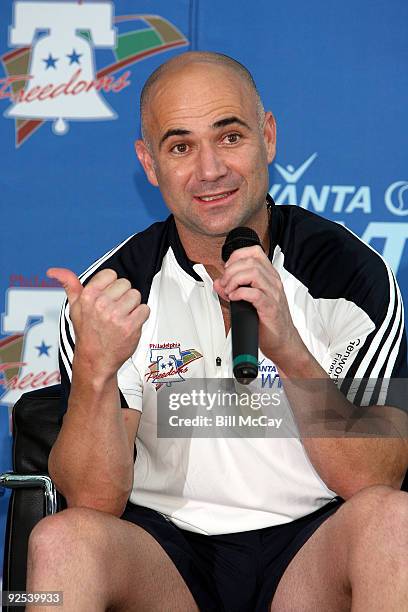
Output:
[146, 343, 203, 390]
[0, 1, 188, 146]
[0, 285, 65, 409]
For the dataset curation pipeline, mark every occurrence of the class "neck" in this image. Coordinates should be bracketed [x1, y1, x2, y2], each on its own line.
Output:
[175, 204, 271, 279]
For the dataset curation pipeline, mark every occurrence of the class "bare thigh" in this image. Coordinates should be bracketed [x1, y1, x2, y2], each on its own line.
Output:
[27, 506, 199, 612]
[269, 505, 350, 612]
[269, 486, 407, 612]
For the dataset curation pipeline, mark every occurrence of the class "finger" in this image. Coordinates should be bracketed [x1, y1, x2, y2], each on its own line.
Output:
[228, 287, 266, 312]
[223, 268, 270, 296]
[222, 255, 273, 280]
[114, 289, 142, 316]
[225, 245, 266, 267]
[128, 303, 150, 328]
[213, 278, 230, 302]
[103, 278, 132, 301]
[221, 259, 279, 291]
[47, 267, 83, 305]
[86, 268, 118, 292]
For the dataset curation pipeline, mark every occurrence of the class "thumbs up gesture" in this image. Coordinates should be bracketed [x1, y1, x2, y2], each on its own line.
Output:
[47, 267, 150, 377]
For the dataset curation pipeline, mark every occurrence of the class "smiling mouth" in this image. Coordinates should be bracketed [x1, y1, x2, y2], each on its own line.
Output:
[195, 189, 238, 202]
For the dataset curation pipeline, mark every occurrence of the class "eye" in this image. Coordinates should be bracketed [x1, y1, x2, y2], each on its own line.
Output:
[222, 132, 241, 145]
[170, 143, 189, 155]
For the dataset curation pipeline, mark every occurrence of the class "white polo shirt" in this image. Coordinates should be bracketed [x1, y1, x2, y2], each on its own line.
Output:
[59, 199, 407, 534]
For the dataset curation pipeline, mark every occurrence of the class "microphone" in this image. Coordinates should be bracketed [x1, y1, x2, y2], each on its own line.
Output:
[222, 227, 261, 384]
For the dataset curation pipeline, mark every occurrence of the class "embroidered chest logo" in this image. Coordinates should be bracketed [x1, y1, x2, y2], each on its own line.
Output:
[146, 343, 203, 390]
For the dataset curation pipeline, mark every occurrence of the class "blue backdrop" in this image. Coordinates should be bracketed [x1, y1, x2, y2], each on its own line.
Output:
[1, 0, 407, 582]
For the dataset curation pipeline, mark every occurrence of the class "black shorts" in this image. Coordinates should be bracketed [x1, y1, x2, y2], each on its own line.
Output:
[120, 497, 343, 612]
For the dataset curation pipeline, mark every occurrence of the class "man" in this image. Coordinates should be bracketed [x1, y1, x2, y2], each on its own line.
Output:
[27, 52, 408, 611]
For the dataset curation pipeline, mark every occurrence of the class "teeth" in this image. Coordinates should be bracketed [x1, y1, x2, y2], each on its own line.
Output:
[199, 192, 232, 201]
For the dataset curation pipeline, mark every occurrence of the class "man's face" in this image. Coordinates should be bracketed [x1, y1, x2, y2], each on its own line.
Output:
[136, 62, 276, 238]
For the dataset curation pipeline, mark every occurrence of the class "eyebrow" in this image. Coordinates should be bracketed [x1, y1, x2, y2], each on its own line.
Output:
[212, 116, 250, 130]
[160, 128, 191, 148]
[159, 116, 251, 148]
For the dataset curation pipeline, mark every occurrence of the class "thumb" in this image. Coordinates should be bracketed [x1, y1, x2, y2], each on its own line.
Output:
[47, 267, 83, 305]
[213, 278, 230, 303]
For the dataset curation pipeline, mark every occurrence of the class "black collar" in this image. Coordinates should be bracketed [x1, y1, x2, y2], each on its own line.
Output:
[167, 194, 281, 280]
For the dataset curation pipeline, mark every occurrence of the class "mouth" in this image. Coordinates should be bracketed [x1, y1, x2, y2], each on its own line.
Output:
[194, 189, 238, 204]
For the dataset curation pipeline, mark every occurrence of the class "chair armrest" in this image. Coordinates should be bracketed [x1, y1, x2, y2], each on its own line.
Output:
[0, 471, 57, 516]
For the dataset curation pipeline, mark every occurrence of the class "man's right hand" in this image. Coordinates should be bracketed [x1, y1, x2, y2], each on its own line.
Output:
[47, 267, 150, 377]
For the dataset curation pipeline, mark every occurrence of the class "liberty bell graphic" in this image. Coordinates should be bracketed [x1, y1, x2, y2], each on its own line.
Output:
[6, 1, 117, 135]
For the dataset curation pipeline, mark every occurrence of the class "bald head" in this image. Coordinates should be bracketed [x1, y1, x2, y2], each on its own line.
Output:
[140, 51, 265, 147]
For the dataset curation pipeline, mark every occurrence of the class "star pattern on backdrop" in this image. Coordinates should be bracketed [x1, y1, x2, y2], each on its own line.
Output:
[43, 53, 58, 69]
[67, 49, 82, 65]
[35, 341, 52, 357]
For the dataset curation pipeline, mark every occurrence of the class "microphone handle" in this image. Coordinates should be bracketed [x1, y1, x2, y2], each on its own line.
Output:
[230, 299, 259, 383]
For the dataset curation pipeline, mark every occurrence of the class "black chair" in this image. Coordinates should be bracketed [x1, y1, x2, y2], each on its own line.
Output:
[0, 385, 67, 611]
[1, 385, 407, 612]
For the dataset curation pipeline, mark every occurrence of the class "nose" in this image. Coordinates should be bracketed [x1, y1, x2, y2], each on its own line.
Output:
[196, 142, 228, 182]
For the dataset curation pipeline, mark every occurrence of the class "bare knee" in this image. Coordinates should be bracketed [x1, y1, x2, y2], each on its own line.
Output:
[346, 485, 408, 531]
[28, 508, 198, 611]
[345, 486, 408, 564]
[28, 507, 110, 565]
[27, 508, 119, 610]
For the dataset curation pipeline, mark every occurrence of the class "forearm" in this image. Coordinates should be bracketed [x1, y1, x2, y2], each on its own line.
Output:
[298, 436, 407, 499]
[276, 346, 408, 499]
[49, 355, 134, 515]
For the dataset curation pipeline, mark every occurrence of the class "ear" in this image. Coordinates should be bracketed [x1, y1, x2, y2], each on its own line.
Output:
[263, 112, 277, 164]
[135, 139, 159, 187]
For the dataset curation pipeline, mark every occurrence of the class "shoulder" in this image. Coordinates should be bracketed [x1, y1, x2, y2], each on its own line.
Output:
[274, 205, 392, 311]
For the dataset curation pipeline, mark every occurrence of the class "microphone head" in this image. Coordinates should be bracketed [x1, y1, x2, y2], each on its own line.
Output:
[222, 227, 261, 262]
